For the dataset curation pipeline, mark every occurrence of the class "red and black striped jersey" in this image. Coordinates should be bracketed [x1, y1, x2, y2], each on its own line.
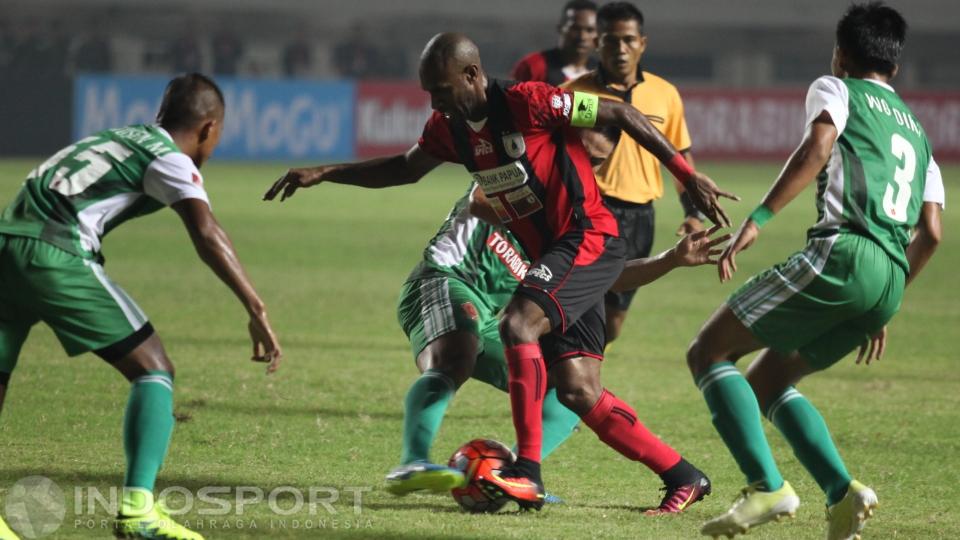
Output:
[512, 48, 598, 87]
[418, 79, 619, 260]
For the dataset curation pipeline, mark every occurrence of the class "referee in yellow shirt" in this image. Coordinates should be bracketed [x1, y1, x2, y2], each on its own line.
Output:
[563, 1, 706, 343]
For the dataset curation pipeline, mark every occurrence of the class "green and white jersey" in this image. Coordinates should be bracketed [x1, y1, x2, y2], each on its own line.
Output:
[0, 124, 209, 260]
[407, 185, 529, 310]
[806, 76, 945, 273]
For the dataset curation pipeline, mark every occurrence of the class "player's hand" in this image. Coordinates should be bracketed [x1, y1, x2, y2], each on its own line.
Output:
[675, 216, 705, 236]
[685, 172, 740, 228]
[856, 326, 887, 365]
[248, 312, 282, 374]
[672, 225, 731, 267]
[263, 166, 327, 202]
[718, 219, 759, 282]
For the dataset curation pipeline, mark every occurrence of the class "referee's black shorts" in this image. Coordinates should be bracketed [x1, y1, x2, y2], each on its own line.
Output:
[602, 196, 655, 311]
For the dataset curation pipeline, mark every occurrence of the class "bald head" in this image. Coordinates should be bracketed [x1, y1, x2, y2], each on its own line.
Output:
[419, 33, 489, 122]
[419, 32, 482, 76]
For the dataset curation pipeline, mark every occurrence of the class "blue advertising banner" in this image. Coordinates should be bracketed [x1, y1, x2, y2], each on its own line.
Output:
[73, 75, 355, 160]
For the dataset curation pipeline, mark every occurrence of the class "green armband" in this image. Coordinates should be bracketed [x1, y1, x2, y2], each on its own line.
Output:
[749, 204, 775, 228]
[571, 92, 599, 128]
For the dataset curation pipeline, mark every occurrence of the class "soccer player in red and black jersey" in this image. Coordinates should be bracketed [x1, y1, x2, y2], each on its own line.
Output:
[265, 33, 737, 512]
[512, 0, 599, 86]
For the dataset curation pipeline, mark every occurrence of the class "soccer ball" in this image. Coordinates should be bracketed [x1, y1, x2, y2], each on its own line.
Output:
[448, 438, 516, 513]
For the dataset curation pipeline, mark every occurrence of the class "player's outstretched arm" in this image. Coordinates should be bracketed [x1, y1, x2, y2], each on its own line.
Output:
[263, 145, 442, 202]
[593, 98, 739, 227]
[172, 198, 282, 373]
[905, 201, 942, 286]
[611, 226, 730, 292]
[717, 111, 837, 282]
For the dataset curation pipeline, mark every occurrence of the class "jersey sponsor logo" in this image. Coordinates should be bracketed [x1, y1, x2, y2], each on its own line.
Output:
[502, 132, 526, 159]
[504, 186, 543, 218]
[486, 231, 529, 280]
[474, 138, 494, 157]
[487, 197, 513, 223]
[471, 161, 528, 195]
[527, 264, 553, 282]
[563, 93, 572, 118]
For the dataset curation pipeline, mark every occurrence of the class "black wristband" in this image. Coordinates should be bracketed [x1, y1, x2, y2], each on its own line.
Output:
[679, 191, 706, 220]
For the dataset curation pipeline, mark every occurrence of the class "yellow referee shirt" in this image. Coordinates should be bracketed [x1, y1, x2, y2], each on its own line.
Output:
[563, 68, 691, 204]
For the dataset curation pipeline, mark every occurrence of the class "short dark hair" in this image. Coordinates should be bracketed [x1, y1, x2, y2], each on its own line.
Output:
[836, 2, 907, 76]
[156, 73, 225, 132]
[559, 0, 597, 25]
[597, 2, 644, 33]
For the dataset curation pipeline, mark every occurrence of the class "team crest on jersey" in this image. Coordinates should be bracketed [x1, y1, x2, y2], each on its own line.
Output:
[502, 132, 526, 159]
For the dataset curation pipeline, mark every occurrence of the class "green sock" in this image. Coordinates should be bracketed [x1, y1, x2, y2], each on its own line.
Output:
[540, 388, 580, 460]
[697, 362, 784, 491]
[766, 387, 851, 505]
[400, 370, 455, 464]
[123, 370, 174, 492]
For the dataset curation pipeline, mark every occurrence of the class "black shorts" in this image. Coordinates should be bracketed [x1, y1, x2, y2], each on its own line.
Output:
[602, 196, 655, 311]
[515, 231, 626, 364]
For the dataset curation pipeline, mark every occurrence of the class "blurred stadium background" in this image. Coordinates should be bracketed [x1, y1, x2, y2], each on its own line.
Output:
[1, 0, 958, 163]
[1, 2, 959, 538]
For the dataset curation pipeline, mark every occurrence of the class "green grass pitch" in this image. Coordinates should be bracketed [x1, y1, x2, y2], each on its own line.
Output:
[0, 158, 957, 539]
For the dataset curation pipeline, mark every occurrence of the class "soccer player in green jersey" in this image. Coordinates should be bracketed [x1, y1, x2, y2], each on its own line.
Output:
[0, 74, 282, 540]
[386, 184, 729, 514]
[685, 4, 944, 539]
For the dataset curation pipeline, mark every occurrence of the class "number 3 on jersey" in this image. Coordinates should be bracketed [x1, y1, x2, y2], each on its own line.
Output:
[883, 133, 915, 223]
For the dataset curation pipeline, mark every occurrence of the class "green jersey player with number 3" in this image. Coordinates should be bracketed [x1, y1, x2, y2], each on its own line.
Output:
[0, 74, 282, 540]
[685, 3, 944, 539]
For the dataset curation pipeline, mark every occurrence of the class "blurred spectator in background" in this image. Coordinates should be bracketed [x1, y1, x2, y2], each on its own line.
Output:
[513, 0, 598, 85]
[282, 31, 313, 77]
[212, 27, 243, 75]
[72, 29, 112, 73]
[9, 20, 68, 77]
[167, 30, 203, 73]
[333, 23, 379, 78]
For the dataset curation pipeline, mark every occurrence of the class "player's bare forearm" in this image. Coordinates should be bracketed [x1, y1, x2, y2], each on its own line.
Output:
[756, 113, 837, 215]
[611, 250, 679, 292]
[320, 155, 424, 188]
[596, 99, 677, 163]
[264, 145, 441, 201]
[905, 202, 942, 286]
[613, 226, 728, 291]
[173, 199, 266, 316]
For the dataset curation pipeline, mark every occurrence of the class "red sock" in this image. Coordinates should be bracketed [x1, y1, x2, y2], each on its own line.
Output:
[505, 343, 547, 463]
[582, 389, 681, 473]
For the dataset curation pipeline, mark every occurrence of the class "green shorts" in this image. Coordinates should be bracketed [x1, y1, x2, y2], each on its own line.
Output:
[728, 233, 905, 370]
[0, 235, 150, 372]
[397, 276, 508, 391]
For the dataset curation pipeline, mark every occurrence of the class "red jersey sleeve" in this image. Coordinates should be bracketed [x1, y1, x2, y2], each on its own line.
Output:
[504, 81, 574, 131]
[417, 111, 461, 163]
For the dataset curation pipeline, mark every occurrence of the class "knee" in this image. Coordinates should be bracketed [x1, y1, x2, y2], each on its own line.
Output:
[556, 383, 602, 416]
[686, 336, 713, 379]
[499, 312, 541, 346]
[430, 357, 474, 389]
